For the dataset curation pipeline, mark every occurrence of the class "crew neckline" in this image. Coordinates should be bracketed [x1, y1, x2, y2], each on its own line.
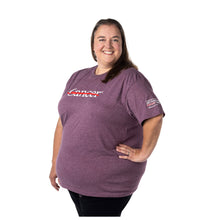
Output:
[92, 66, 109, 78]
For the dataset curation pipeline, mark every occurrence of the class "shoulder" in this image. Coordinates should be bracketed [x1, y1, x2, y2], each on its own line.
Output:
[67, 66, 96, 82]
[119, 67, 150, 88]
[63, 66, 96, 91]
[71, 66, 95, 78]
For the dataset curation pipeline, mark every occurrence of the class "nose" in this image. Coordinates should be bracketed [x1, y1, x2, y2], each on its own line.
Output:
[105, 39, 113, 49]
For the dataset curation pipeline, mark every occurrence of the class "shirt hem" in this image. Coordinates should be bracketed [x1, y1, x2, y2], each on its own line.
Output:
[59, 181, 135, 198]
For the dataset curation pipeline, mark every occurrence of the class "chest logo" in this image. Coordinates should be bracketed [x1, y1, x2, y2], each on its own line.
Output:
[67, 88, 104, 98]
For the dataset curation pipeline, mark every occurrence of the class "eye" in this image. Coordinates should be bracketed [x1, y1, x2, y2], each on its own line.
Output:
[113, 39, 119, 42]
[98, 38, 105, 42]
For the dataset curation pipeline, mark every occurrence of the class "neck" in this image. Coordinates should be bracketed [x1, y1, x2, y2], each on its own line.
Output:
[95, 66, 112, 75]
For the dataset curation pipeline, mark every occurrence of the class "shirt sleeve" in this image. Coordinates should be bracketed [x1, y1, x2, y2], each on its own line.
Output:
[61, 71, 80, 97]
[126, 74, 165, 125]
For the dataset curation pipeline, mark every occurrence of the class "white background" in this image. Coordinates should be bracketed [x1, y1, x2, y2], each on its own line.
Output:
[0, 0, 219, 219]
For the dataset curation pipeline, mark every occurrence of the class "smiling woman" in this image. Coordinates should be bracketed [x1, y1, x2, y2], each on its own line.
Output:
[49, 18, 165, 217]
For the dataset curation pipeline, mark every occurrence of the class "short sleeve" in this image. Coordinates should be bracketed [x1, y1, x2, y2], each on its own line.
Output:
[126, 75, 165, 125]
[61, 70, 80, 97]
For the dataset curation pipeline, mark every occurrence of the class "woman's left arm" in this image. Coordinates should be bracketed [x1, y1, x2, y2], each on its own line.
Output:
[116, 114, 163, 163]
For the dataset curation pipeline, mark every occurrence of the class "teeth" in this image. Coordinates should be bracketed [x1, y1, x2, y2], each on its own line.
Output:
[104, 51, 113, 55]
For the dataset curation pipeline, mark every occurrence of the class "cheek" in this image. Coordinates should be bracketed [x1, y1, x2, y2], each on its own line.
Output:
[93, 43, 103, 52]
[115, 44, 122, 55]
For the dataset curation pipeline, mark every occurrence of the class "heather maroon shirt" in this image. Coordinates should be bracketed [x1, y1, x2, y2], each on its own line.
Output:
[56, 66, 164, 197]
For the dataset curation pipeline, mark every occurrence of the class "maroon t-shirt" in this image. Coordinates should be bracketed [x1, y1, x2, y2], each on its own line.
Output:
[56, 66, 164, 197]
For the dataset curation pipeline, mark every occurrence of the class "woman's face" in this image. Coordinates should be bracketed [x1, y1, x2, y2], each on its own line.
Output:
[93, 25, 122, 69]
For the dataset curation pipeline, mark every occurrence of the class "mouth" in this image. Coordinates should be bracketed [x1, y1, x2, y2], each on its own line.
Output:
[103, 51, 114, 55]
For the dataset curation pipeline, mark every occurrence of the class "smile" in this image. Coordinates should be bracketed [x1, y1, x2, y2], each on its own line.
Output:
[103, 51, 114, 55]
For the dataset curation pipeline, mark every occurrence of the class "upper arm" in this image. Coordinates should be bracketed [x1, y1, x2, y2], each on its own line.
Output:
[57, 117, 63, 129]
[142, 114, 163, 126]
[126, 75, 165, 126]
[142, 114, 163, 136]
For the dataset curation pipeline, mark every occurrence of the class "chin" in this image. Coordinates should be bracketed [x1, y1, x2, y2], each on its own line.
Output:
[104, 58, 118, 66]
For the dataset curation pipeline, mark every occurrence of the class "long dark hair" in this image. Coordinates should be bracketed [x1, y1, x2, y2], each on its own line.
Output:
[91, 18, 137, 83]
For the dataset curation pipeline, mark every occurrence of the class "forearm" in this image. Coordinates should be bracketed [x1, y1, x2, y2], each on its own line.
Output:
[140, 114, 163, 160]
[51, 117, 63, 165]
[117, 114, 163, 162]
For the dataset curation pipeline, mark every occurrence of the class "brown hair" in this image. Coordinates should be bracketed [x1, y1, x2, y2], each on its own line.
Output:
[91, 18, 137, 83]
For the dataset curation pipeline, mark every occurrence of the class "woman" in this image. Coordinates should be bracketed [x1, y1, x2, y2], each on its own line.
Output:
[49, 18, 165, 217]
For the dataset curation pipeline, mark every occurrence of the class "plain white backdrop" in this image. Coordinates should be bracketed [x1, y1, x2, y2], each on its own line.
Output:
[0, 0, 219, 219]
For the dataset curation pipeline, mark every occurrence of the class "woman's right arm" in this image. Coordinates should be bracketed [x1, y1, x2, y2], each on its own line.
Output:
[49, 117, 63, 191]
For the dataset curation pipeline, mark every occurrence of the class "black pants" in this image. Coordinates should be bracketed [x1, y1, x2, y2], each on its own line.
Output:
[68, 190, 132, 217]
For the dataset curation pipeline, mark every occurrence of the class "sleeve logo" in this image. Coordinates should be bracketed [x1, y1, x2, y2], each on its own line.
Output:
[146, 98, 160, 109]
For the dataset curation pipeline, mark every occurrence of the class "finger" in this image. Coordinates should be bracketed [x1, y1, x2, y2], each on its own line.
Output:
[50, 177, 60, 191]
[55, 183, 60, 191]
[54, 180, 60, 191]
[119, 144, 134, 153]
[116, 147, 129, 155]
[119, 144, 130, 149]
[117, 145, 130, 151]
[53, 182, 60, 191]
[119, 155, 129, 160]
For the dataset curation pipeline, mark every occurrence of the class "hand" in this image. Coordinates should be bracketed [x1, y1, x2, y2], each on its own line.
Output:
[49, 165, 60, 191]
[116, 144, 147, 163]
